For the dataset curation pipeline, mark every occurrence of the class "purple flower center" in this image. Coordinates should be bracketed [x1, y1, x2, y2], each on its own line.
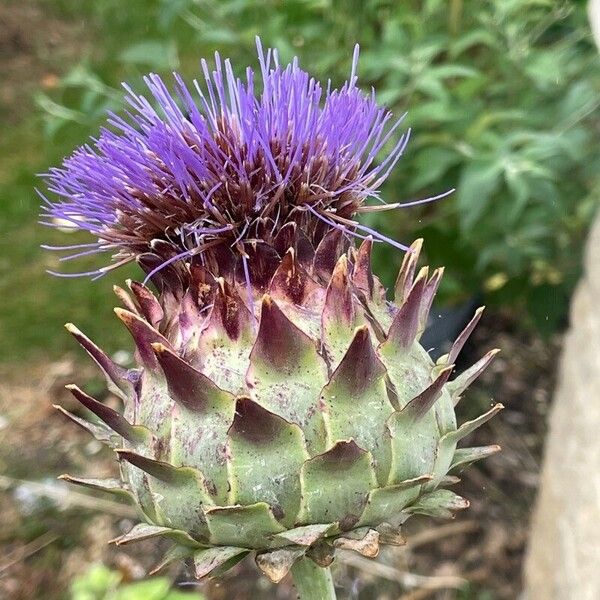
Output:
[39, 38, 436, 281]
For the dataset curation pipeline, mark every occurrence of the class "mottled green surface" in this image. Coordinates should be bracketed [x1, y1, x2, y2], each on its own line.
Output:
[59, 239, 501, 584]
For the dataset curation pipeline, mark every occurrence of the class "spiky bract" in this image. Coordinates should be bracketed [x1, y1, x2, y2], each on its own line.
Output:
[58, 237, 501, 582]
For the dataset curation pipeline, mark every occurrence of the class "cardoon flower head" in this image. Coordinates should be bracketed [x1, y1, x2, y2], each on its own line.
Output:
[46, 40, 499, 598]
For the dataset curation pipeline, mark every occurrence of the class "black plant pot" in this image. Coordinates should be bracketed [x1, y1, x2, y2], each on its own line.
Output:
[421, 296, 482, 362]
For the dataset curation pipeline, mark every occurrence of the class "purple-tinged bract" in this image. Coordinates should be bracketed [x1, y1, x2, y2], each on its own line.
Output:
[40, 40, 411, 280]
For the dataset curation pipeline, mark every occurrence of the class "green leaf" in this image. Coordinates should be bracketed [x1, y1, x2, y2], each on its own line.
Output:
[410, 147, 461, 191]
[387, 403, 439, 484]
[70, 564, 120, 599]
[116, 452, 212, 539]
[193, 546, 249, 579]
[450, 445, 501, 471]
[358, 476, 431, 527]
[111, 523, 203, 548]
[449, 30, 498, 58]
[321, 256, 367, 369]
[458, 161, 503, 231]
[69, 565, 204, 600]
[119, 40, 179, 70]
[408, 101, 465, 125]
[152, 343, 236, 503]
[404, 489, 469, 518]
[35, 93, 84, 124]
[430, 404, 503, 487]
[504, 166, 531, 223]
[59, 475, 137, 506]
[246, 297, 328, 454]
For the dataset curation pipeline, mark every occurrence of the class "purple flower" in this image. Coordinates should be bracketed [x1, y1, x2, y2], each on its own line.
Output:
[40, 38, 448, 281]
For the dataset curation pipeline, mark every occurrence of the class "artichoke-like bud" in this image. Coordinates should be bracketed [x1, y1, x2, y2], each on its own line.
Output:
[41, 40, 501, 592]
[58, 238, 500, 582]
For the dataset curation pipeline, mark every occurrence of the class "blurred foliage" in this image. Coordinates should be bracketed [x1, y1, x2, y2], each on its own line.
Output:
[70, 564, 202, 600]
[2, 0, 599, 363]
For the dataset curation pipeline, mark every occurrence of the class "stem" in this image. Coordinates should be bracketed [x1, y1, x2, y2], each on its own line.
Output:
[290, 557, 336, 599]
[449, 0, 462, 35]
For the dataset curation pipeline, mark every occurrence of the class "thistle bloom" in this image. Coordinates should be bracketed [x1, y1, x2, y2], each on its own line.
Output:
[41, 41, 426, 279]
[45, 41, 499, 599]
[40, 40, 455, 285]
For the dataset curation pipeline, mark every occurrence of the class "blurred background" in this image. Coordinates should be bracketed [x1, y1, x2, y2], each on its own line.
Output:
[0, 0, 598, 598]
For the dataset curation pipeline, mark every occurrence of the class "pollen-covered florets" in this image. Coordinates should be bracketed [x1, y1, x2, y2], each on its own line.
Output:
[40, 39, 413, 281]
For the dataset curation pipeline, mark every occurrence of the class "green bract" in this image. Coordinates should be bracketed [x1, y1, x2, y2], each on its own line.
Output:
[58, 236, 501, 583]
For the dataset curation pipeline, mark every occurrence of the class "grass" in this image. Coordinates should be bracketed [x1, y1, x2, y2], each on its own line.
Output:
[0, 0, 192, 363]
[4, 119, 122, 356]
[0, 91, 133, 363]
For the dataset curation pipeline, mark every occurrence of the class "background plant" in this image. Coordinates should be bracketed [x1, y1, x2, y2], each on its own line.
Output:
[70, 564, 202, 600]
